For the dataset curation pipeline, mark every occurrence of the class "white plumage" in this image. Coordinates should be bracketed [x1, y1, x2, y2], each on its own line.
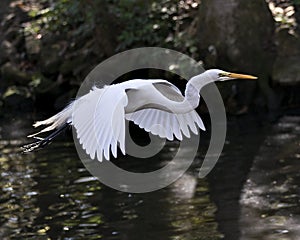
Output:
[24, 69, 257, 161]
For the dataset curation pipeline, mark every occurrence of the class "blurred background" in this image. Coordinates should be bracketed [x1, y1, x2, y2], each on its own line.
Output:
[0, 0, 300, 239]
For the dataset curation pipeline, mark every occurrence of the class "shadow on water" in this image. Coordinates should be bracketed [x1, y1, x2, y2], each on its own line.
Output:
[240, 116, 300, 239]
[0, 113, 299, 239]
[207, 114, 267, 240]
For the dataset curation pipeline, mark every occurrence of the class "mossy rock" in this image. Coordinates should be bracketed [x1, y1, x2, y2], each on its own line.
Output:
[273, 56, 300, 84]
[272, 30, 300, 84]
[0, 62, 32, 88]
[39, 44, 63, 74]
[0, 41, 16, 65]
[60, 57, 86, 76]
[2, 86, 33, 112]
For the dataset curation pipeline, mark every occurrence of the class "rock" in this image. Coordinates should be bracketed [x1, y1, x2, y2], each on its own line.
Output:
[272, 30, 300, 84]
[39, 44, 63, 75]
[30, 73, 52, 93]
[25, 34, 41, 56]
[60, 57, 84, 76]
[196, 0, 279, 117]
[197, 0, 275, 71]
[4, 27, 19, 43]
[2, 86, 33, 112]
[0, 62, 32, 88]
[275, 30, 300, 56]
[0, 40, 15, 65]
[0, 0, 11, 16]
[273, 56, 300, 84]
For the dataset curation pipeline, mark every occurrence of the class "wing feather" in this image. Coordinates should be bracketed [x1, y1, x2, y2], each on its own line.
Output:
[173, 117, 183, 141]
[165, 113, 173, 140]
[126, 109, 205, 141]
[192, 111, 205, 131]
[73, 86, 128, 161]
[125, 81, 204, 139]
[184, 113, 198, 135]
[177, 114, 190, 138]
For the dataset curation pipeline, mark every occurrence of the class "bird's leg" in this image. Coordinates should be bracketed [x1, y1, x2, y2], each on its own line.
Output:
[22, 123, 70, 153]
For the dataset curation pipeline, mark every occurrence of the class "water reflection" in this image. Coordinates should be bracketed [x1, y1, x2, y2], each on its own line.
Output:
[0, 119, 222, 240]
[240, 116, 300, 239]
[1, 115, 299, 239]
[0, 140, 39, 239]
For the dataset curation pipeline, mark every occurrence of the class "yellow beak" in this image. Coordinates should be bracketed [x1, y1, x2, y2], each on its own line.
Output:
[227, 72, 257, 80]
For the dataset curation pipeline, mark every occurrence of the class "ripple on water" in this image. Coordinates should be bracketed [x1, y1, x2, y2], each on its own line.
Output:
[0, 135, 224, 240]
[240, 116, 300, 239]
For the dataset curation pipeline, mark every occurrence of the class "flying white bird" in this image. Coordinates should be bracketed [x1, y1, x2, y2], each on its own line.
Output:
[23, 69, 256, 161]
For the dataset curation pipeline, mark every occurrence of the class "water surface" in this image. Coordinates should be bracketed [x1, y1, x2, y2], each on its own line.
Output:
[0, 115, 299, 239]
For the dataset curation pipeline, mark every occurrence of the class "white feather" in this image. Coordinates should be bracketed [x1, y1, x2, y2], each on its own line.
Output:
[72, 86, 128, 162]
[125, 108, 204, 141]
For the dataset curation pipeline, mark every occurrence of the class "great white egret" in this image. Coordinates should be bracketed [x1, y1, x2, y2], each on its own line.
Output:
[23, 69, 256, 161]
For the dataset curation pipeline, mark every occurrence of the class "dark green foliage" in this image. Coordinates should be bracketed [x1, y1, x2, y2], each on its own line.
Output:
[1, 0, 199, 113]
[25, 0, 200, 56]
[26, 0, 94, 35]
[292, 0, 300, 5]
[111, 0, 199, 55]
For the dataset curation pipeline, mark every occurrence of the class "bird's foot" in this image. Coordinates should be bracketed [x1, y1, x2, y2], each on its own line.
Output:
[22, 137, 51, 153]
[22, 123, 70, 153]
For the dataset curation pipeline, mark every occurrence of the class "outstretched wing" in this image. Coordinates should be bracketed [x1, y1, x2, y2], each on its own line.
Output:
[72, 86, 128, 162]
[125, 81, 205, 140]
[125, 109, 205, 141]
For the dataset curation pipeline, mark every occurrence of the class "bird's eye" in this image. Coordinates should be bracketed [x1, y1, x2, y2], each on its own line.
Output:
[218, 73, 227, 78]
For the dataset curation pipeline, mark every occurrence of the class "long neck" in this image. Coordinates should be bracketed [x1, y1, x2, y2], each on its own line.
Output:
[167, 72, 216, 114]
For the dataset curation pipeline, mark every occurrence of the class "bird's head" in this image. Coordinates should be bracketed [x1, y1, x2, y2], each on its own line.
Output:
[205, 69, 257, 81]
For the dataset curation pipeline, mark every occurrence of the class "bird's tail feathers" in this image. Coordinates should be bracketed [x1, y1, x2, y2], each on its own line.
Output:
[28, 102, 74, 138]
